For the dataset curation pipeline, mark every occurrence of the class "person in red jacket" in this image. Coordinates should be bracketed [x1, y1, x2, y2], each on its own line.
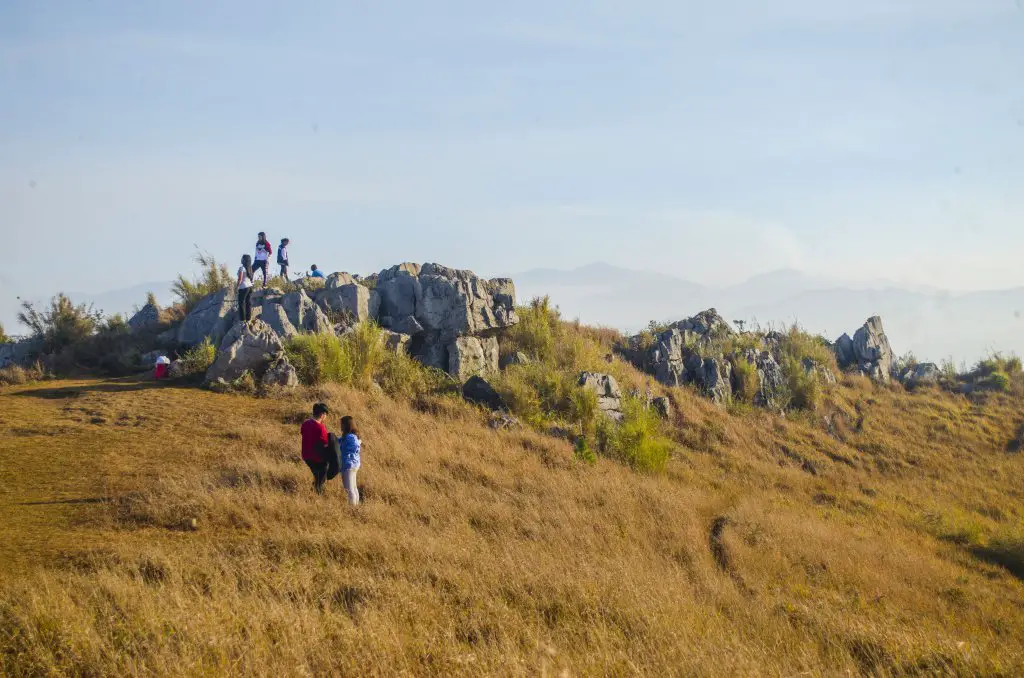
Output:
[300, 402, 339, 494]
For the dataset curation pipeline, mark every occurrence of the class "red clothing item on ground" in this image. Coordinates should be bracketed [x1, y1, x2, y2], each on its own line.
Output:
[300, 418, 329, 462]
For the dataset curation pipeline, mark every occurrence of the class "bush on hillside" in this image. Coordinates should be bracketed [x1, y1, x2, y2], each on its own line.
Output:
[594, 397, 672, 473]
[178, 338, 216, 376]
[172, 250, 233, 312]
[730, 357, 759, 404]
[0, 362, 48, 387]
[0, 323, 8, 344]
[17, 294, 104, 354]
[284, 323, 445, 398]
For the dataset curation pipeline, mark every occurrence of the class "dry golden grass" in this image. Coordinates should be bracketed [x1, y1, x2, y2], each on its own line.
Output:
[1, 369, 1023, 676]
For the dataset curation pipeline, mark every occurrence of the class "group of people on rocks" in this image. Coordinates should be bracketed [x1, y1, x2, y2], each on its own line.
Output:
[300, 402, 363, 504]
[235, 232, 327, 323]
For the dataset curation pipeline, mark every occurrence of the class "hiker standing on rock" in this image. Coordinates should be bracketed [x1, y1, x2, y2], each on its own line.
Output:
[237, 254, 255, 323]
[253, 232, 272, 287]
[277, 238, 290, 281]
[301, 403, 340, 495]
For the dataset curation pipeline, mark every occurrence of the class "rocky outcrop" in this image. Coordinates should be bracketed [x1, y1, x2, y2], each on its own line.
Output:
[127, 303, 161, 332]
[204, 320, 286, 385]
[733, 349, 786, 409]
[178, 288, 235, 346]
[579, 372, 624, 422]
[686, 354, 732, 404]
[316, 281, 380, 324]
[835, 316, 894, 382]
[901, 362, 941, 388]
[261, 303, 299, 340]
[462, 375, 506, 411]
[447, 336, 500, 381]
[631, 309, 734, 388]
[261, 355, 299, 389]
[381, 330, 411, 355]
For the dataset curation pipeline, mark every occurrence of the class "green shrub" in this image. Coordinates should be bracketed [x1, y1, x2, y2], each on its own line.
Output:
[285, 333, 351, 385]
[980, 371, 1011, 393]
[0, 323, 8, 344]
[172, 250, 233, 312]
[782, 356, 821, 411]
[730, 357, 759, 404]
[17, 294, 103, 353]
[599, 397, 672, 473]
[503, 296, 559, 363]
[179, 338, 217, 375]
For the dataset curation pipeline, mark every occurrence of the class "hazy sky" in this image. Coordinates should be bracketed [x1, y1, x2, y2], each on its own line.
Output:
[2, 0, 1023, 320]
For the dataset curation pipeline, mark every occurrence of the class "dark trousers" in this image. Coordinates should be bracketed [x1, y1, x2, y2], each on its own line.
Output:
[306, 434, 341, 495]
[238, 287, 253, 322]
[254, 260, 269, 283]
[279, 263, 289, 280]
[306, 461, 328, 494]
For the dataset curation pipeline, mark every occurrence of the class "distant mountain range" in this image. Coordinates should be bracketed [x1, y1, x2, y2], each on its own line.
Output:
[513, 263, 1024, 366]
[3, 264, 1020, 365]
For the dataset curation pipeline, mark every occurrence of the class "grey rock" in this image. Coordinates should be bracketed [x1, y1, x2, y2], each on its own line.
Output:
[376, 263, 422, 320]
[418, 263, 519, 338]
[316, 282, 380, 324]
[842, 316, 894, 382]
[488, 412, 522, 431]
[834, 333, 856, 368]
[204, 319, 284, 384]
[651, 396, 673, 420]
[177, 288, 235, 346]
[500, 351, 532, 369]
[381, 330, 411, 354]
[462, 375, 506, 411]
[802, 358, 837, 385]
[386, 314, 425, 336]
[690, 356, 732, 404]
[447, 336, 500, 381]
[671, 308, 733, 338]
[167, 359, 186, 379]
[578, 371, 624, 421]
[280, 289, 317, 330]
[261, 303, 299, 340]
[261, 356, 299, 389]
[901, 362, 942, 388]
[325, 272, 357, 289]
[753, 351, 786, 408]
[127, 303, 161, 332]
[302, 305, 333, 334]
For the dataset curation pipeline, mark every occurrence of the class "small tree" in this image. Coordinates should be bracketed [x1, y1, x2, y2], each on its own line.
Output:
[0, 322, 9, 343]
[17, 294, 104, 353]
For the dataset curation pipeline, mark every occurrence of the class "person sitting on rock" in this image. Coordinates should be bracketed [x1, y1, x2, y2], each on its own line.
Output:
[309, 264, 325, 279]
[237, 254, 255, 323]
[301, 402, 340, 495]
[277, 238, 290, 280]
[253, 231, 272, 287]
[339, 415, 362, 506]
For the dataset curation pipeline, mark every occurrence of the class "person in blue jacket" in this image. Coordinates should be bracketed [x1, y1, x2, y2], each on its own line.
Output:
[340, 415, 362, 505]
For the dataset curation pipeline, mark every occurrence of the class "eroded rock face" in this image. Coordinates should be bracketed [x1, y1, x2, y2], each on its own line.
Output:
[733, 350, 786, 409]
[261, 303, 299, 340]
[417, 263, 518, 338]
[633, 309, 735, 389]
[686, 355, 732, 404]
[835, 316, 894, 382]
[316, 283, 380, 324]
[205, 319, 284, 384]
[578, 372, 624, 422]
[447, 336, 500, 381]
[178, 288, 235, 346]
[261, 355, 299, 389]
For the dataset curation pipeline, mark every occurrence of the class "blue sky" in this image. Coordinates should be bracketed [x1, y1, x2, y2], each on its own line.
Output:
[1, 0, 1023, 323]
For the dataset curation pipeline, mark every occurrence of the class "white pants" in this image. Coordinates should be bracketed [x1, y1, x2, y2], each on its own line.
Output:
[343, 468, 360, 506]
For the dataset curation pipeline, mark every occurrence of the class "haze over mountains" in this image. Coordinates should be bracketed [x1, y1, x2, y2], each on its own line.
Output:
[2, 263, 1021, 366]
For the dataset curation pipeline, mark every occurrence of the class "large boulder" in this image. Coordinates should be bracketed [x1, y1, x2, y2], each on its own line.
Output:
[261, 303, 299, 340]
[686, 355, 732, 404]
[834, 316, 894, 382]
[280, 289, 316, 329]
[178, 288, 235, 346]
[578, 372, 624, 422]
[316, 282, 380, 323]
[671, 308, 733, 339]
[462, 375, 506, 411]
[447, 336, 500, 381]
[261, 355, 299, 389]
[127, 303, 161, 332]
[204, 319, 285, 384]
[417, 263, 518, 338]
[381, 330, 411, 354]
[376, 263, 422, 322]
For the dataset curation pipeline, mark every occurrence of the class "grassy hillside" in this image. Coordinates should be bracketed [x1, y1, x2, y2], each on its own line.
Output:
[2, 331, 1024, 674]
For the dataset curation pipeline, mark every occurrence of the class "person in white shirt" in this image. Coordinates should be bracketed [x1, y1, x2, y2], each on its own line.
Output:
[237, 254, 255, 322]
[253, 232, 272, 287]
[277, 238, 290, 280]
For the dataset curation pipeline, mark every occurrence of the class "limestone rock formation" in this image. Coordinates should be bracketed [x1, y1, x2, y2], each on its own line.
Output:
[835, 316, 894, 382]
[686, 354, 732, 404]
[316, 281, 380, 324]
[261, 355, 299, 389]
[447, 336, 500, 381]
[261, 303, 299, 340]
[178, 288, 235, 347]
[204, 320, 286, 384]
[579, 372, 624, 422]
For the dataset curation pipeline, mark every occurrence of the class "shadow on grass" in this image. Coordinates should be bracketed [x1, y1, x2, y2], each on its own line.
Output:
[11, 375, 201, 400]
[971, 542, 1024, 581]
[16, 497, 111, 507]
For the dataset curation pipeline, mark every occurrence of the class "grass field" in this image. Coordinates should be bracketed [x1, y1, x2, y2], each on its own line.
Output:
[1, 372, 1023, 676]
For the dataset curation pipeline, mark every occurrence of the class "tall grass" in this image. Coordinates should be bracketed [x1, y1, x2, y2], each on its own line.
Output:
[172, 250, 233, 312]
[179, 338, 216, 375]
[17, 293, 103, 353]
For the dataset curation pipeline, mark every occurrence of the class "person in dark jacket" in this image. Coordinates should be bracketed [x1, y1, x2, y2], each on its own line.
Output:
[253, 232, 272, 287]
[277, 238, 290, 280]
[300, 402, 340, 494]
